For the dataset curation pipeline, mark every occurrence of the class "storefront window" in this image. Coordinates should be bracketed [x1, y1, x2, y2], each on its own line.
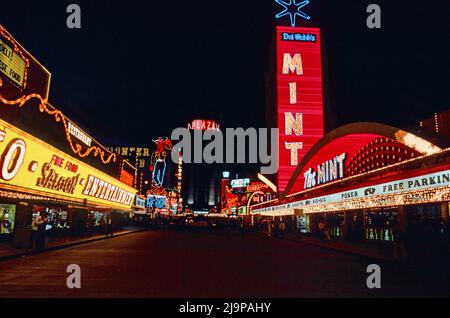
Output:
[410, 204, 442, 222]
[297, 215, 310, 233]
[348, 211, 364, 241]
[327, 213, 344, 238]
[88, 211, 107, 228]
[365, 209, 398, 242]
[407, 204, 443, 236]
[32, 206, 69, 232]
[0, 204, 16, 235]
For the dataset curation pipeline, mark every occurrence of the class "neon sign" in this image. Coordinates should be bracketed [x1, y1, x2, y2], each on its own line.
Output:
[275, 0, 311, 27]
[150, 137, 173, 189]
[0, 24, 50, 100]
[276, 26, 324, 193]
[253, 168, 450, 215]
[147, 195, 166, 209]
[187, 119, 220, 131]
[231, 178, 251, 188]
[135, 195, 146, 208]
[68, 121, 92, 147]
[303, 153, 346, 189]
[0, 38, 26, 87]
[0, 119, 136, 209]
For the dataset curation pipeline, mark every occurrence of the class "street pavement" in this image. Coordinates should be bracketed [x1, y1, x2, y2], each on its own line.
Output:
[0, 230, 448, 298]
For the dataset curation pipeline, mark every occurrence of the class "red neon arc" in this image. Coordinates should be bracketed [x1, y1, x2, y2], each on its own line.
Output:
[277, 26, 325, 193]
[289, 134, 382, 194]
[286, 132, 429, 195]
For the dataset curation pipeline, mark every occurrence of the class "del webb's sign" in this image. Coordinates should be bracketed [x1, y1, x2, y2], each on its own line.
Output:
[0, 119, 136, 209]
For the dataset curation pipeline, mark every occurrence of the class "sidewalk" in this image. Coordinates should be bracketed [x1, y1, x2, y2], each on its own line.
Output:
[0, 226, 147, 261]
[262, 230, 394, 261]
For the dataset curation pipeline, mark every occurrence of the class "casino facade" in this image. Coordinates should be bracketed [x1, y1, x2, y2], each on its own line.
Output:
[252, 13, 450, 244]
[252, 122, 450, 243]
[0, 25, 138, 246]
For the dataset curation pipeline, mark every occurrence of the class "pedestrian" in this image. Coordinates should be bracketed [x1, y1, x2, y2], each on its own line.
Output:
[279, 219, 286, 238]
[31, 214, 39, 248]
[318, 219, 325, 241]
[106, 213, 114, 237]
[267, 220, 273, 237]
[392, 223, 408, 262]
[325, 222, 331, 241]
[33, 213, 46, 250]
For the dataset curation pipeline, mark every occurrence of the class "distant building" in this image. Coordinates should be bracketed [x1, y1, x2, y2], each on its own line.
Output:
[419, 109, 450, 141]
[108, 146, 152, 194]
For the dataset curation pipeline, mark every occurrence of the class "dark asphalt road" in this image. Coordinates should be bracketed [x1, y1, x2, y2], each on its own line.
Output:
[0, 230, 448, 298]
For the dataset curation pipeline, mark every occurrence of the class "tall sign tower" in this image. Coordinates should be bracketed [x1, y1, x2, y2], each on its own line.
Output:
[274, 0, 325, 193]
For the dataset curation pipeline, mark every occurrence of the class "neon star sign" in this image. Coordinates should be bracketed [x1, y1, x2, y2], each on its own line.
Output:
[275, 0, 311, 27]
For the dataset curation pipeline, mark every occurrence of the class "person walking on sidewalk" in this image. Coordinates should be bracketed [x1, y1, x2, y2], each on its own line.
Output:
[325, 222, 331, 241]
[105, 214, 113, 237]
[318, 220, 326, 241]
[278, 219, 286, 238]
[32, 213, 47, 250]
[267, 220, 274, 237]
[31, 214, 39, 248]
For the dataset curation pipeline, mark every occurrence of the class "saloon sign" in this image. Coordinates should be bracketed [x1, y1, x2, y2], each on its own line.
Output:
[0, 119, 136, 209]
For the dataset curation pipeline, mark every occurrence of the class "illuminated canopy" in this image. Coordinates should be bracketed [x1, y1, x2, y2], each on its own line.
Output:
[283, 122, 442, 196]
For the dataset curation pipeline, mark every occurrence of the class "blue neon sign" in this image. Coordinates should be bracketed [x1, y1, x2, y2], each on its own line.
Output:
[275, 0, 311, 27]
[147, 195, 167, 209]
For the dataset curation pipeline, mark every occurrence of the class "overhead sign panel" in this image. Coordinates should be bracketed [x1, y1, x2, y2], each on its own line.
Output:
[276, 26, 324, 193]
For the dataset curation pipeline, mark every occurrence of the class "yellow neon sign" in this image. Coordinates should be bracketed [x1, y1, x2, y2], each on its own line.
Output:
[0, 119, 136, 210]
[0, 38, 26, 87]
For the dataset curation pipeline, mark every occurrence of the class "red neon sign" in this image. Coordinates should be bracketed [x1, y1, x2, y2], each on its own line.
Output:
[187, 119, 220, 131]
[277, 26, 324, 193]
[288, 134, 382, 194]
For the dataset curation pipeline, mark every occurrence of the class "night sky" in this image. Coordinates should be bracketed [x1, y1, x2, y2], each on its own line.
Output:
[2, 0, 449, 149]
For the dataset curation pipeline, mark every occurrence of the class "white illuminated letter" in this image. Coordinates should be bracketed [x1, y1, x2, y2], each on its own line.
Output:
[0, 139, 26, 181]
[336, 153, 347, 178]
[285, 142, 303, 166]
[304, 168, 314, 189]
[289, 82, 297, 104]
[83, 175, 94, 195]
[285, 113, 303, 136]
[317, 163, 326, 185]
[329, 158, 338, 181]
[282, 53, 303, 75]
